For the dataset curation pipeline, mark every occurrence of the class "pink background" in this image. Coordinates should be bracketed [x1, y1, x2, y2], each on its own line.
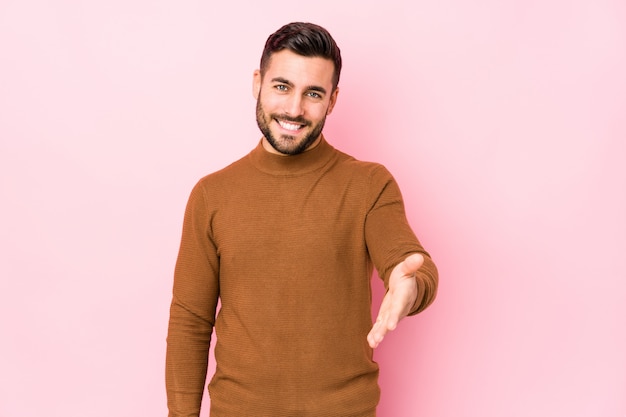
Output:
[1, 1, 625, 416]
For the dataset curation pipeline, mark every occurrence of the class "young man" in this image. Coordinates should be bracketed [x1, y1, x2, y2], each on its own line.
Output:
[166, 22, 438, 417]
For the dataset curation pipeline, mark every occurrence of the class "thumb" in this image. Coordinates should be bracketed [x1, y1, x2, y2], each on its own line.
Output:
[400, 253, 424, 276]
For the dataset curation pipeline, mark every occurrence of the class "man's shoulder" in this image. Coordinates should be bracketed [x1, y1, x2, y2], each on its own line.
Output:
[195, 152, 253, 187]
[332, 148, 392, 178]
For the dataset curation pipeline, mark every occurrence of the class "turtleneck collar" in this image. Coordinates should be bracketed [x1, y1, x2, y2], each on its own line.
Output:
[248, 136, 336, 176]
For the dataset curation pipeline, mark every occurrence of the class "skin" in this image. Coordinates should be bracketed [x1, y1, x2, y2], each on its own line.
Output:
[253, 49, 338, 155]
[367, 253, 423, 348]
[253, 49, 422, 348]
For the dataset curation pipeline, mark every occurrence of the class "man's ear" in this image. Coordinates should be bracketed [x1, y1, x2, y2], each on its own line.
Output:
[252, 69, 262, 99]
[326, 87, 340, 115]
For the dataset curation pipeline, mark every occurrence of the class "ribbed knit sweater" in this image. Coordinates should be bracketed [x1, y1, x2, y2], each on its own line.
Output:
[166, 137, 438, 417]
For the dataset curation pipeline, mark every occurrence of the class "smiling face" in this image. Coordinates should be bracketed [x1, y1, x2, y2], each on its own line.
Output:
[253, 49, 339, 155]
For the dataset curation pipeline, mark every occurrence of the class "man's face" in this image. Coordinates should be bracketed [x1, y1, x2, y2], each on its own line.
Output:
[253, 49, 339, 155]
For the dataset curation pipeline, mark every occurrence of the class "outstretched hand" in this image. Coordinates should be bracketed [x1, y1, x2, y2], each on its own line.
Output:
[367, 253, 424, 348]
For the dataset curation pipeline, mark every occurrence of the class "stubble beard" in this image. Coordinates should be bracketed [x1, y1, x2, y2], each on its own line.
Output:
[256, 98, 326, 156]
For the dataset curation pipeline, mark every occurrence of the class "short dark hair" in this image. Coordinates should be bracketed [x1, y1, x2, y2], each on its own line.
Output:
[260, 22, 342, 91]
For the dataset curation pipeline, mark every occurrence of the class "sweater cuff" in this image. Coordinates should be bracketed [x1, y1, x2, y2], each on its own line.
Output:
[408, 268, 438, 316]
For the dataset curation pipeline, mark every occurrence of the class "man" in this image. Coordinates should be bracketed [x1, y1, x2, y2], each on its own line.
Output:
[166, 22, 438, 417]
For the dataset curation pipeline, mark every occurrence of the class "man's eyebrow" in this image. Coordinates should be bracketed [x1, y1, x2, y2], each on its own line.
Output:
[271, 77, 327, 95]
[307, 85, 327, 95]
[271, 77, 294, 86]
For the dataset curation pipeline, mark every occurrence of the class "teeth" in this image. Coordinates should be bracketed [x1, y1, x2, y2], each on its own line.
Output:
[278, 120, 302, 131]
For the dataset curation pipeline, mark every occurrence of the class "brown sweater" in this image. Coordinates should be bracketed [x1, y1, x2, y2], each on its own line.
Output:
[166, 137, 438, 417]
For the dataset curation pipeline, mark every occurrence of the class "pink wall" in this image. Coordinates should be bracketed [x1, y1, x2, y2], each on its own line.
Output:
[1, 1, 624, 416]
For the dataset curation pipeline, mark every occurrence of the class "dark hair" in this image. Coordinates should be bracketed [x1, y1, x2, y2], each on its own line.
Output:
[260, 22, 342, 91]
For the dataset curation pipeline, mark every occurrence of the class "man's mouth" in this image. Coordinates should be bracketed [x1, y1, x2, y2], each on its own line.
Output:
[276, 119, 305, 132]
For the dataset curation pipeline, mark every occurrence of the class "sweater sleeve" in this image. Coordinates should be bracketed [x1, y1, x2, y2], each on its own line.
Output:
[166, 181, 220, 417]
[364, 166, 438, 316]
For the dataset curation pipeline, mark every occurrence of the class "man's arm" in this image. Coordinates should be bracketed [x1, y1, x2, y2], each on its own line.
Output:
[166, 182, 220, 417]
[166, 300, 214, 416]
[364, 165, 439, 348]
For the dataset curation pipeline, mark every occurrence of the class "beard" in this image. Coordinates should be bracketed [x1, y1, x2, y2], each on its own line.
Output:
[256, 98, 326, 155]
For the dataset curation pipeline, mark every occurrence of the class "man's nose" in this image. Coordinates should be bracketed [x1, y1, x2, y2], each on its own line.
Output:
[284, 94, 304, 116]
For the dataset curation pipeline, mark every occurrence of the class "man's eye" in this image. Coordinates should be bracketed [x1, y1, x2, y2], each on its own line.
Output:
[275, 85, 288, 91]
[307, 92, 322, 99]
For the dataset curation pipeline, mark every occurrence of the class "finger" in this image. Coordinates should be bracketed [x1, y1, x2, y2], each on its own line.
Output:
[400, 253, 424, 276]
[367, 324, 379, 348]
[367, 320, 387, 348]
[368, 297, 391, 348]
[368, 310, 398, 348]
[369, 285, 413, 346]
[369, 288, 407, 347]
